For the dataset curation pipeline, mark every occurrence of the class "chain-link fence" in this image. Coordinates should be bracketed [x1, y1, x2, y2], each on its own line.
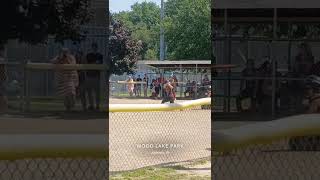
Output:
[213, 114, 320, 180]
[0, 134, 107, 180]
[0, 63, 108, 113]
[0, 158, 107, 180]
[109, 98, 211, 172]
[110, 72, 211, 99]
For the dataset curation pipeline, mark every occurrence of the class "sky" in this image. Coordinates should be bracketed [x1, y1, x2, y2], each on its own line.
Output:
[110, 0, 161, 13]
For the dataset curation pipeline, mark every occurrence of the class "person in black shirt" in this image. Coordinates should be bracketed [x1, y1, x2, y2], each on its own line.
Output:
[86, 43, 103, 111]
[136, 75, 142, 97]
[143, 74, 148, 97]
[74, 48, 87, 111]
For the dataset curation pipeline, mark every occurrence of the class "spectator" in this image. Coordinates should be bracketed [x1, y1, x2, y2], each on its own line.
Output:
[143, 74, 148, 97]
[133, 76, 137, 96]
[256, 61, 272, 100]
[202, 74, 211, 86]
[126, 76, 134, 97]
[136, 75, 142, 97]
[150, 79, 156, 99]
[236, 59, 258, 112]
[184, 80, 192, 97]
[51, 48, 79, 112]
[169, 75, 177, 93]
[74, 48, 87, 111]
[294, 42, 314, 77]
[172, 75, 179, 92]
[86, 42, 103, 111]
[191, 81, 197, 98]
[155, 79, 161, 99]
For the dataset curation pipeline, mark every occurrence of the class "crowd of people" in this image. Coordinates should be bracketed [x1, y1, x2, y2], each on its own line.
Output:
[237, 42, 320, 114]
[51, 42, 103, 112]
[125, 73, 211, 103]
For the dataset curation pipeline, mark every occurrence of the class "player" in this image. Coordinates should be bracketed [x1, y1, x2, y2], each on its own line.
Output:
[161, 80, 175, 104]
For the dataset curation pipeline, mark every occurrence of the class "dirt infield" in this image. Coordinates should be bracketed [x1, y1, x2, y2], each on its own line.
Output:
[109, 98, 211, 172]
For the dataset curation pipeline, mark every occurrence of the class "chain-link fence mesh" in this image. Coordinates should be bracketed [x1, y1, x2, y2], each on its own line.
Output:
[213, 136, 320, 180]
[213, 121, 320, 180]
[109, 102, 211, 172]
[0, 158, 107, 180]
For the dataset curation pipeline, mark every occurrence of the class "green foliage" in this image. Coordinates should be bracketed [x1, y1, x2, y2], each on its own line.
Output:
[109, 19, 142, 75]
[0, 0, 92, 46]
[113, 2, 160, 60]
[112, 0, 211, 60]
[164, 0, 211, 60]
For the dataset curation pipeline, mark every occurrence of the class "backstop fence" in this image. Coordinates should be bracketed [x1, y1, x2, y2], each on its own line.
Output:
[109, 98, 211, 172]
[0, 134, 107, 180]
[213, 114, 320, 180]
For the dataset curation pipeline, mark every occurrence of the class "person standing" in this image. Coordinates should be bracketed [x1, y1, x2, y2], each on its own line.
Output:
[136, 75, 142, 97]
[155, 79, 161, 99]
[86, 43, 103, 111]
[161, 80, 175, 104]
[51, 48, 79, 112]
[74, 48, 87, 111]
[127, 76, 134, 97]
[143, 74, 148, 97]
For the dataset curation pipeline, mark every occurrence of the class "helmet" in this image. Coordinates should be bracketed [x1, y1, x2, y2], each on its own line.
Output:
[305, 75, 320, 88]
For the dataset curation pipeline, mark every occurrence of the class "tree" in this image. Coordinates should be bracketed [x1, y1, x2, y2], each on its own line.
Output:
[113, 2, 160, 60]
[164, 0, 211, 60]
[0, 0, 92, 46]
[109, 19, 142, 75]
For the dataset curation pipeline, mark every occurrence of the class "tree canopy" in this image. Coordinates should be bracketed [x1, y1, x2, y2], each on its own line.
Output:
[113, 2, 161, 60]
[164, 0, 211, 60]
[109, 19, 142, 75]
[112, 0, 211, 60]
[0, 0, 92, 46]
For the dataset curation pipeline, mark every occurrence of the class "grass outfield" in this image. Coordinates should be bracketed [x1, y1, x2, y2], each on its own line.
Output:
[110, 167, 210, 180]
[110, 158, 211, 180]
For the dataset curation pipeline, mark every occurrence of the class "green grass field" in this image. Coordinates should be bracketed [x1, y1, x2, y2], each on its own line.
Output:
[110, 158, 211, 180]
[110, 166, 210, 180]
